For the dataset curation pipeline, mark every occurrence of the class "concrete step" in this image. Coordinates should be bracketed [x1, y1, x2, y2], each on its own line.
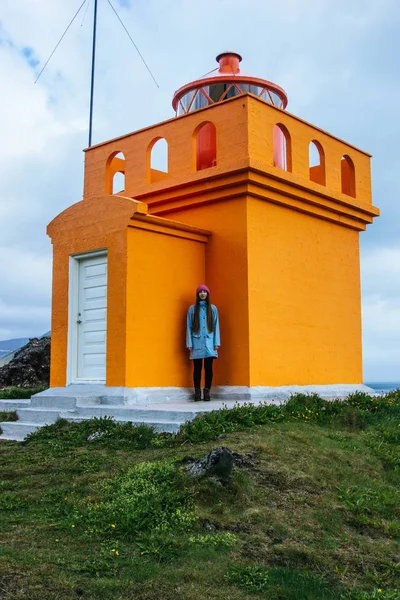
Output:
[16, 408, 73, 424]
[64, 415, 182, 434]
[0, 399, 31, 411]
[72, 405, 196, 423]
[0, 421, 40, 441]
[30, 396, 77, 409]
[0, 412, 186, 441]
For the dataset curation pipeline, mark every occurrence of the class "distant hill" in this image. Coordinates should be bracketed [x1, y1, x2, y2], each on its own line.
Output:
[0, 332, 51, 366]
[0, 338, 30, 359]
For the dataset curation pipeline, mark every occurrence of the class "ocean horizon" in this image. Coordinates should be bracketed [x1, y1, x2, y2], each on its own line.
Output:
[364, 382, 400, 393]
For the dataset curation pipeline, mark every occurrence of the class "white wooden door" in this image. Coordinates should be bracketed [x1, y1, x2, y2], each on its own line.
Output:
[76, 254, 107, 381]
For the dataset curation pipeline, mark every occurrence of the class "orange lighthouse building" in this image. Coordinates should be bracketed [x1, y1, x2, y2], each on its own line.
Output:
[47, 52, 379, 398]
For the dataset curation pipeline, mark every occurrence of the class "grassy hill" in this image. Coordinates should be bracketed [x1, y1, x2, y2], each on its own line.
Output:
[0, 391, 399, 600]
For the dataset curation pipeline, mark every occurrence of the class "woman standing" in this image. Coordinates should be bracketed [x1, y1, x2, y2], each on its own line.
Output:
[186, 285, 220, 401]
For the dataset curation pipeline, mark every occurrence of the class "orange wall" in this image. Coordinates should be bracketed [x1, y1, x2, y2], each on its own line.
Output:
[247, 197, 363, 385]
[167, 199, 250, 386]
[48, 196, 210, 389]
[125, 222, 206, 387]
[49, 236, 128, 388]
[49, 243, 70, 387]
[49, 192, 364, 388]
[47, 196, 140, 387]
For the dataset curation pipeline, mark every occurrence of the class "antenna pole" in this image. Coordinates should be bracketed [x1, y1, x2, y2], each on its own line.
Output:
[88, 0, 98, 147]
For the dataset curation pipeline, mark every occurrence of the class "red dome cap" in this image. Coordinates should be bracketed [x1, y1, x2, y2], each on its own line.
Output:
[172, 52, 288, 115]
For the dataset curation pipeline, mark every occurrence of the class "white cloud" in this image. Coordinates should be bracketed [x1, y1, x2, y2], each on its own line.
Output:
[0, 246, 51, 304]
[361, 247, 400, 297]
[361, 245, 400, 380]
[363, 297, 400, 337]
[0, 299, 50, 340]
[0, 50, 70, 159]
[0, 246, 51, 339]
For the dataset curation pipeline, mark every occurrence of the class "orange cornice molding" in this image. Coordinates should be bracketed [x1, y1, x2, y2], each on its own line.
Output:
[129, 213, 210, 243]
[136, 168, 378, 231]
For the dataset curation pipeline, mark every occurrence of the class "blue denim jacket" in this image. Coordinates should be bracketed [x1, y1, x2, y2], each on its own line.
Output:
[186, 301, 220, 359]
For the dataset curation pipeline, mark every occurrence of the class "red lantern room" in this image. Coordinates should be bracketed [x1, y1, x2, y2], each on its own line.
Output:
[172, 51, 288, 115]
[173, 52, 289, 170]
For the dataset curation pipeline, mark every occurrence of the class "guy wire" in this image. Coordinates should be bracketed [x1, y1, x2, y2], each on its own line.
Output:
[34, 0, 89, 84]
[106, 0, 159, 88]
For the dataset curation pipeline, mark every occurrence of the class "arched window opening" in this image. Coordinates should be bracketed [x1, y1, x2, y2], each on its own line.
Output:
[105, 151, 125, 195]
[309, 140, 326, 185]
[273, 124, 292, 172]
[194, 122, 217, 171]
[147, 138, 168, 183]
[112, 171, 125, 194]
[341, 155, 356, 197]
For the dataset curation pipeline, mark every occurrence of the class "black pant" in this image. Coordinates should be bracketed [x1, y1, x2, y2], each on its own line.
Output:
[193, 358, 214, 389]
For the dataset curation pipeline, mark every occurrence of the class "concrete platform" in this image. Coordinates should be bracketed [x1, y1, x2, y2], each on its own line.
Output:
[31, 383, 375, 404]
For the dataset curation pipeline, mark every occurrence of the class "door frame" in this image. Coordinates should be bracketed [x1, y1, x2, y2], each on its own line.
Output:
[67, 249, 108, 385]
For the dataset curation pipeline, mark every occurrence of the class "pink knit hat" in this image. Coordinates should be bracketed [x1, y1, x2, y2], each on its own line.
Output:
[196, 284, 210, 295]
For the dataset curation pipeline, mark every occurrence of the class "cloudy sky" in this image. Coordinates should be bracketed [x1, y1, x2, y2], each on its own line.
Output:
[0, 0, 399, 381]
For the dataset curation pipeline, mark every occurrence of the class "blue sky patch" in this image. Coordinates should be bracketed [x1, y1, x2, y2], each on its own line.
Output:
[22, 46, 40, 69]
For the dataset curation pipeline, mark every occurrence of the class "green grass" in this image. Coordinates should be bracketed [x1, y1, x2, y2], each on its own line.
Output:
[0, 410, 18, 435]
[0, 385, 46, 399]
[0, 410, 17, 422]
[0, 391, 399, 599]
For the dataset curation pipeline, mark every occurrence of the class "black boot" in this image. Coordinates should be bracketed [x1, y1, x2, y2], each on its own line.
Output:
[194, 388, 202, 402]
[203, 388, 211, 401]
